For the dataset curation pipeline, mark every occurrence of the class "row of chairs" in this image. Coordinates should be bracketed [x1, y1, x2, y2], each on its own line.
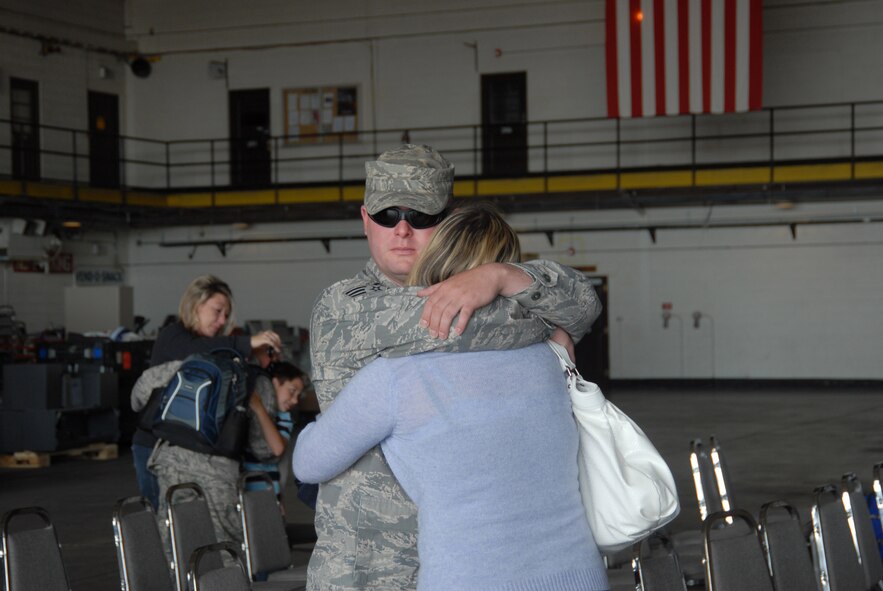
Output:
[1, 471, 309, 591]
[632, 437, 883, 591]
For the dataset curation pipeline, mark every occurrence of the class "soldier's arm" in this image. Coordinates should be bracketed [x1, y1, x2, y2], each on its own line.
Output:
[309, 284, 551, 408]
[508, 259, 601, 342]
[418, 259, 601, 342]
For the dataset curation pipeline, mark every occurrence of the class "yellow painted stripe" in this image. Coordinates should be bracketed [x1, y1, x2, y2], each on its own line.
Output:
[279, 187, 344, 204]
[342, 185, 365, 203]
[547, 174, 618, 192]
[621, 170, 693, 189]
[477, 178, 546, 196]
[125, 192, 168, 207]
[453, 180, 477, 197]
[79, 188, 123, 204]
[773, 163, 851, 183]
[0, 180, 25, 196]
[10, 159, 883, 211]
[279, 185, 363, 204]
[26, 183, 75, 200]
[167, 193, 213, 208]
[854, 161, 883, 180]
[214, 190, 276, 206]
[695, 167, 771, 186]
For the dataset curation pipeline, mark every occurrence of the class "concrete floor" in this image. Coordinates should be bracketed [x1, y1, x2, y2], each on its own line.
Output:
[1, 382, 881, 591]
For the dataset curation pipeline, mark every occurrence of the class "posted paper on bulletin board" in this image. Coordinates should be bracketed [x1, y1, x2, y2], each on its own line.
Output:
[283, 86, 358, 144]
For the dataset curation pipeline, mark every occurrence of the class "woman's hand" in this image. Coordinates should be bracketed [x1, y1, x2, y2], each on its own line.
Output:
[416, 263, 531, 339]
[250, 330, 282, 354]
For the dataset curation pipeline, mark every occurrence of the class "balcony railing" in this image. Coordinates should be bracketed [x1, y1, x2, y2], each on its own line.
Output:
[3, 99, 883, 199]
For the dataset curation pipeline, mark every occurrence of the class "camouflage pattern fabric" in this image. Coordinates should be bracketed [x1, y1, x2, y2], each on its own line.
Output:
[149, 441, 242, 550]
[130, 360, 181, 411]
[133, 361, 280, 552]
[246, 373, 280, 462]
[306, 258, 601, 590]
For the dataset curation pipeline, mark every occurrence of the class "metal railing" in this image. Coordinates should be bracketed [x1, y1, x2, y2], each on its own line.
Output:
[2, 99, 883, 201]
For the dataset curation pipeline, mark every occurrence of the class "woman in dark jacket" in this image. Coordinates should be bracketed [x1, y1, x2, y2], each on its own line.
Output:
[131, 274, 280, 508]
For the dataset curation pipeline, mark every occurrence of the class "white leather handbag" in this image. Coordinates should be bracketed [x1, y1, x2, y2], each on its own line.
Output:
[547, 341, 680, 554]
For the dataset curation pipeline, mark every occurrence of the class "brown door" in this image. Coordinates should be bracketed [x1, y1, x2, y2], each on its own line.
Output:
[88, 91, 120, 187]
[481, 72, 527, 177]
[229, 88, 271, 187]
[574, 275, 610, 390]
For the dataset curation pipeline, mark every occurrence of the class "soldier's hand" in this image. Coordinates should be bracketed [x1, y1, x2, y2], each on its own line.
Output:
[250, 330, 282, 353]
[549, 327, 575, 362]
[417, 263, 531, 339]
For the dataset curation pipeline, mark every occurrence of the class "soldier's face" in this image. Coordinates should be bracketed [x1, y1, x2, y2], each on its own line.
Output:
[362, 205, 437, 285]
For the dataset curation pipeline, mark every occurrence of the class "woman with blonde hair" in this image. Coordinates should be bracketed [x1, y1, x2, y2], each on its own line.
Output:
[131, 275, 281, 509]
[294, 203, 608, 591]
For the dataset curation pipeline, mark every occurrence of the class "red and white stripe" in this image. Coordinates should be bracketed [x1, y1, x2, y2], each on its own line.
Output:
[606, 0, 763, 118]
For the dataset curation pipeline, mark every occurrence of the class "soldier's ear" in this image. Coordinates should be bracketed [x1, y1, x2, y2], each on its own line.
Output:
[360, 206, 370, 235]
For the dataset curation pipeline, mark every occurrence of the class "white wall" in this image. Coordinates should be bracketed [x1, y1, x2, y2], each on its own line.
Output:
[3, 0, 883, 379]
[0, 230, 126, 332]
[116, 0, 883, 187]
[126, 219, 368, 333]
[0, 0, 129, 178]
[115, 199, 883, 380]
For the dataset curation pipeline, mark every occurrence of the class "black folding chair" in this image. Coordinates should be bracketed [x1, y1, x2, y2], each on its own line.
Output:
[187, 542, 250, 591]
[112, 496, 175, 591]
[632, 532, 688, 591]
[840, 473, 883, 590]
[237, 472, 307, 587]
[703, 509, 775, 591]
[759, 500, 817, 591]
[1, 506, 70, 591]
[810, 484, 866, 591]
[165, 483, 221, 591]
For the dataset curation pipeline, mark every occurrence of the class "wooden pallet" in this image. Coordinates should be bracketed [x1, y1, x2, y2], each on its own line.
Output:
[0, 442, 118, 469]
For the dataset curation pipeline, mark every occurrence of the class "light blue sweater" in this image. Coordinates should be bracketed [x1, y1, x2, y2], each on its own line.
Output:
[293, 343, 609, 591]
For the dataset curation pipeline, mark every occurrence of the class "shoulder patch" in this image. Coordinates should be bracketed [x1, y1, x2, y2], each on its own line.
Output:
[344, 282, 385, 298]
[344, 285, 367, 298]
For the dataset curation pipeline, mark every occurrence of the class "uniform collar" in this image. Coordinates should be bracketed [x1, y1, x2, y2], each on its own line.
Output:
[365, 258, 405, 288]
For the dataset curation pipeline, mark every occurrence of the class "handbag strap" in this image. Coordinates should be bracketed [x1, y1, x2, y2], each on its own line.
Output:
[546, 341, 581, 381]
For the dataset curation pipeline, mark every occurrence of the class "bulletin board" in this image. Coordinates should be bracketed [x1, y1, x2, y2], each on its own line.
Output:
[283, 86, 358, 144]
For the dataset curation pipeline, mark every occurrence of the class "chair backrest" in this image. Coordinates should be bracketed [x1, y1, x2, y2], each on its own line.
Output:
[188, 541, 250, 591]
[633, 533, 688, 591]
[841, 473, 883, 589]
[810, 484, 866, 591]
[690, 438, 726, 521]
[759, 500, 817, 591]
[1, 506, 70, 591]
[703, 509, 775, 591]
[708, 437, 736, 515]
[112, 496, 175, 591]
[238, 471, 292, 579]
[166, 483, 222, 591]
[873, 463, 883, 561]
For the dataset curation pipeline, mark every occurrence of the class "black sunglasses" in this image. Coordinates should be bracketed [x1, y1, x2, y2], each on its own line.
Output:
[368, 207, 447, 229]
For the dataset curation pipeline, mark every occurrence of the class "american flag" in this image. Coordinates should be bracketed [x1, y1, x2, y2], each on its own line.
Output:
[606, 0, 763, 118]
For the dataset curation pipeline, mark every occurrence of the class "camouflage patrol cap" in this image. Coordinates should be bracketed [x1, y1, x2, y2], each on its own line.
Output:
[364, 144, 454, 215]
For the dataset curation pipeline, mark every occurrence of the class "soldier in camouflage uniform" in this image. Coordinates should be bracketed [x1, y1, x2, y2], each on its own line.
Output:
[306, 144, 601, 590]
[131, 359, 281, 550]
